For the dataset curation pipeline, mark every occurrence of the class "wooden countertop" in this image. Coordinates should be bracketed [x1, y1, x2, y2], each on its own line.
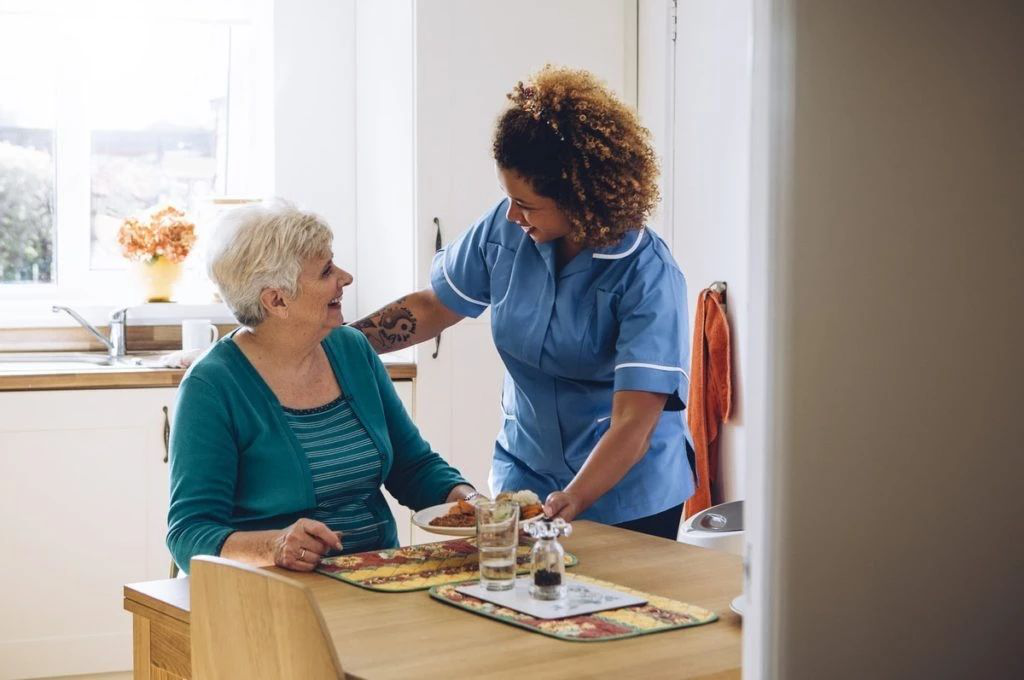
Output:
[124, 521, 742, 679]
[0, 362, 416, 391]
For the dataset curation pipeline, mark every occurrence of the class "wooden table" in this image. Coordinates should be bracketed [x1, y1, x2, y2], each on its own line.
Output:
[124, 521, 742, 679]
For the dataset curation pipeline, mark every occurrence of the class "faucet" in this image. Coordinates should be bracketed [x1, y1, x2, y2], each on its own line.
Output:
[52, 305, 129, 358]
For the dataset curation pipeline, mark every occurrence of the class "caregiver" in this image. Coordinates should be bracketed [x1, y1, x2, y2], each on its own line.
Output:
[352, 66, 694, 539]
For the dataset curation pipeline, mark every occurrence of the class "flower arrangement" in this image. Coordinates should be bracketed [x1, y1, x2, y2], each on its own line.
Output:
[117, 205, 196, 264]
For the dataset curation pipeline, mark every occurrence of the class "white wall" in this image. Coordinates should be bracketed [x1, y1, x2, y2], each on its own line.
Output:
[637, 0, 674, 246]
[273, 0, 359, 320]
[759, 1, 1024, 677]
[667, 0, 754, 504]
[354, 0, 415, 319]
[273, 0, 417, 322]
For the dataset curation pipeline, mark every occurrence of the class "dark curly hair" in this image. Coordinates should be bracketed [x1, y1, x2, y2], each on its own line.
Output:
[492, 65, 660, 248]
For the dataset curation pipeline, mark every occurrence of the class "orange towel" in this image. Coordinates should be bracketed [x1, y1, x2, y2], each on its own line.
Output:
[683, 287, 732, 520]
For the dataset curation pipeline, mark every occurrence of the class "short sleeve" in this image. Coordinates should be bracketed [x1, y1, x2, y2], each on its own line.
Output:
[612, 259, 690, 406]
[429, 207, 498, 318]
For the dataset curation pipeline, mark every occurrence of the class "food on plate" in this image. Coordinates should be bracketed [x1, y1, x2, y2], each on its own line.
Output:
[425, 490, 546, 528]
[428, 498, 477, 527]
[496, 490, 545, 520]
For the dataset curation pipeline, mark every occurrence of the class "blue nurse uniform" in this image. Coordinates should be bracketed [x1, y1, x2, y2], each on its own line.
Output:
[430, 200, 695, 524]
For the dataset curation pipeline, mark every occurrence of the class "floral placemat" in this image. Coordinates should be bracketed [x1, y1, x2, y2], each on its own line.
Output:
[429, 574, 718, 641]
[315, 538, 578, 592]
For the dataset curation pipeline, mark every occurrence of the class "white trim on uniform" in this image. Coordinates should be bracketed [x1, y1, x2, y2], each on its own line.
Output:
[442, 256, 489, 307]
[614, 361, 690, 381]
[593, 228, 646, 260]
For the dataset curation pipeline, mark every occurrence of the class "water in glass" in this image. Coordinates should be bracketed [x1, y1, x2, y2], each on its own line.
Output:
[475, 500, 519, 591]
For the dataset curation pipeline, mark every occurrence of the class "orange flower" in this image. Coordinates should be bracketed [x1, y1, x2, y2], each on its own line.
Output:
[117, 205, 197, 264]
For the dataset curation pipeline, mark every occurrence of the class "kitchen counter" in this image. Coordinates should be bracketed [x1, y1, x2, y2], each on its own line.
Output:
[0, 355, 415, 391]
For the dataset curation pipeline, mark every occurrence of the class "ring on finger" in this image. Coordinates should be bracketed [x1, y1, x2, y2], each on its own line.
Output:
[299, 547, 306, 561]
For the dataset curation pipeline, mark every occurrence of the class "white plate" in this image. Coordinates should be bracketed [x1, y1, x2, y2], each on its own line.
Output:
[411, 501, 544, 537]
[730, 594, 745, 617]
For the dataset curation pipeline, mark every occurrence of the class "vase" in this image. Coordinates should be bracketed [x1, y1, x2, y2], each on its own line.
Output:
[135, 257, 183, 303]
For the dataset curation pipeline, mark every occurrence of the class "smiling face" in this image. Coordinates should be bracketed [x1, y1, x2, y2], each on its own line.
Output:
[289, 252, 353, 331]
[496, 166, 574, 244]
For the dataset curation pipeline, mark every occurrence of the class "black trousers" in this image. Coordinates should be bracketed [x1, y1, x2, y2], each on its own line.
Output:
[613, 502, 685, 540]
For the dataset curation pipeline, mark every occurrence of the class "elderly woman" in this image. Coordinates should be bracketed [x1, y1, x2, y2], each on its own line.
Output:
[167, 202, 476, 573]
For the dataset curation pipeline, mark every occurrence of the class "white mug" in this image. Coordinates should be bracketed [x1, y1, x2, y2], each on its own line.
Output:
[181, 319, 219, 352]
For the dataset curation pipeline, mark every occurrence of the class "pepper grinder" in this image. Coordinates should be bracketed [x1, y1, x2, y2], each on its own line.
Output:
[525, 518, 572, 600]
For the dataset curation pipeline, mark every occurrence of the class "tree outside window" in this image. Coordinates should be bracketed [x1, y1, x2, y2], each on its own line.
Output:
[0, 15, 56, 284]
[0, 7, 250, 299]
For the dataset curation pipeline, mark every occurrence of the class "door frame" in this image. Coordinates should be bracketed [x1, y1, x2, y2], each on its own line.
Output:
[636, 2, 792, 677]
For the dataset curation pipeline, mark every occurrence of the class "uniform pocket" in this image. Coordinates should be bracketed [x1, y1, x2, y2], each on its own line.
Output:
[486, 242, 516, 306]
[564, 415, 613, 475]
[576, 289, 620, 372]
[500, 376, 516, 422]
[497, 382, 518, 456]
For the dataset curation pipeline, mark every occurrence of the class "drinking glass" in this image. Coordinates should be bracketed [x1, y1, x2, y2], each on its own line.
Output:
[475, 499, 519, 591]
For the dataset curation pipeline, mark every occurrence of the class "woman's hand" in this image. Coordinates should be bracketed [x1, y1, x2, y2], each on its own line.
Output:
[446, 484, 484, 504]
[543, 490, 584, 522]
[271, 518, 343, 572]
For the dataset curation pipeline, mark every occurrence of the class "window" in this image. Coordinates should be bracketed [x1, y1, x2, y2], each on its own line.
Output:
[0, 2, 264, 303]
[87, 21, 230, 271]
[0, 15, 56, 284]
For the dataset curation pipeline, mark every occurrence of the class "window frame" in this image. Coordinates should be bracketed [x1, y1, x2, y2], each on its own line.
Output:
[0, 1, 266, 311]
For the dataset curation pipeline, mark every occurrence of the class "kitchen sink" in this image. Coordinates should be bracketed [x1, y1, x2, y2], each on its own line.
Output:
[0, 352, 150, 372]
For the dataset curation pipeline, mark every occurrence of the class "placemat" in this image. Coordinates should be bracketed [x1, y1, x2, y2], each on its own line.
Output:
[316, 538, 578, 592]
[429, 574, 718, 641]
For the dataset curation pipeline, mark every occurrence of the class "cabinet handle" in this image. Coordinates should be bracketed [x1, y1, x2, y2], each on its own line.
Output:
[432, 217, 443, 359]
[162, 405, 170, 464]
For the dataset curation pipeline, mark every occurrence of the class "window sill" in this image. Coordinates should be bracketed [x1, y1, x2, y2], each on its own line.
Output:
[0, 302, 417, 365]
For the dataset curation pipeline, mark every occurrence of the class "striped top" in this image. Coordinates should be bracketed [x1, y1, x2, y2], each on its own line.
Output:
[282, 395, 388, 555]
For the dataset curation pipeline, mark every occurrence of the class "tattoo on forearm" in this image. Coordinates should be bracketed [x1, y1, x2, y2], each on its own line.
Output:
[351, 297, 418, 350]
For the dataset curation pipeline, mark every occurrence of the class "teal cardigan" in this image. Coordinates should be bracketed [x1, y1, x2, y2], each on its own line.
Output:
[166, 326, 468, 572]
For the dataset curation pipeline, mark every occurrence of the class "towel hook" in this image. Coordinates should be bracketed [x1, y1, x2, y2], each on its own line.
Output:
[709, 280, 727, 304]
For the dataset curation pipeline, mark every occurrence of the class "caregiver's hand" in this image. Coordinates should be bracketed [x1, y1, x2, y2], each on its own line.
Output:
[543, 490, 584, 522]
[272, 518, 343, 572]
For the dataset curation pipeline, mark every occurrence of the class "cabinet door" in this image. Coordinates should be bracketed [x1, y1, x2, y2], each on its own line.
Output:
[378, 379, 463, 546]
[0, 388, 177, 679]
[382, 379, 415, 546]
[413, 0, 637, 493]
[148, 388, 178, 577]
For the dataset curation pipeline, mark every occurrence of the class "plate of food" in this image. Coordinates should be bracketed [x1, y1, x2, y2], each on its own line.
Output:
[412, 490, 546, 537]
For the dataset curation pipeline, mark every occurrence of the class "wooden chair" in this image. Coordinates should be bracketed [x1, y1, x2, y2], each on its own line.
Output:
[189, 556, 345, 679]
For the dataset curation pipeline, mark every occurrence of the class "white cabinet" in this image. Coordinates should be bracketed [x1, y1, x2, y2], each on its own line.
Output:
[0, 378, 419, 680]
[381, 378, 465, 545]
[0, 388, 176, 680]
[382, 379, 416, 546]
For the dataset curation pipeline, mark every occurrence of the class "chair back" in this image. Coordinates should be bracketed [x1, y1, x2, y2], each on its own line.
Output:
[190, 556, 344, 680]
